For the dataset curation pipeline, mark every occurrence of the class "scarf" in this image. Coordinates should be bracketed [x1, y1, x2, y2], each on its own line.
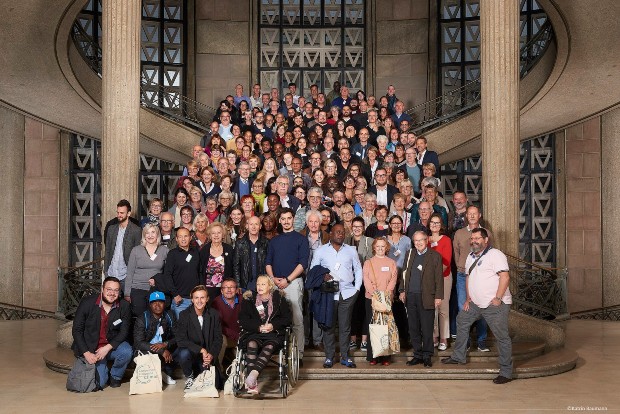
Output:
[147, 213, 159, 226]
[255, 292, 274, 323]
[205, 210, 219, 223]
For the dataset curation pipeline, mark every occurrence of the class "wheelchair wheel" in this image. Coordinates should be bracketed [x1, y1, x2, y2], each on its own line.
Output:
[287, 334, 300, 387]
[280, 374, 289, 398]
[232, 348, 246, 397]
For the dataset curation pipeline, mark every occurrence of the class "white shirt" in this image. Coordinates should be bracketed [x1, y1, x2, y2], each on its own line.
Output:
[376, 187, 388, 206]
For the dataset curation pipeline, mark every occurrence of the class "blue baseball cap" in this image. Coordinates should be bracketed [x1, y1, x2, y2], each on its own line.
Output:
[149, 291, 166, 302]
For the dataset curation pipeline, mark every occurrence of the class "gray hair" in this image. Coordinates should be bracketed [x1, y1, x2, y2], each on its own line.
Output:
[305, 209, 322, 224]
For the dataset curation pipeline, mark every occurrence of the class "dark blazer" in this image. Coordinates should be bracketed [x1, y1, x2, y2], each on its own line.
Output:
[368, 184, 400, 207]
[175, 305, 223, 360]
[104, 222, 142, 276]
[419, 150, 440, 176]
[238, 290, 292, 347]
[232, 176, 255, 199]
[71, 294, 131, 357]
[233, 235, 270, 290]
[399, 248, 444, 310]
[199, 242, 234, 283]
[133, 310, 177, 355]
[282, 194, 302, 212]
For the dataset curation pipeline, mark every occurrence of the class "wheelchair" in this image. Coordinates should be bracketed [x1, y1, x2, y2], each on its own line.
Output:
[231, 327, 300, 397]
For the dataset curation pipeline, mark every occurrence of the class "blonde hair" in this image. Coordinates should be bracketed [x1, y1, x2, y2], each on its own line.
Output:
[141, 223, 161, 246]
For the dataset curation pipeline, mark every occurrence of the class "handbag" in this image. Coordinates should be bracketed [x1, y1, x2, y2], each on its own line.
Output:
[129, 352, 162, 395]
[369, 311, 391, 358]
[320, 279, 340, 293]
[66, 357, 99, 393]
[223, 357, 238, 396]
[184, 366, 219, 398]
[369, 260, 392, 313]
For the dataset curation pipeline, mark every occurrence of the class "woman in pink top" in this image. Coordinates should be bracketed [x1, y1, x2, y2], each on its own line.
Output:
[428, 212, 453, 351]
[363, 237, 398, 365]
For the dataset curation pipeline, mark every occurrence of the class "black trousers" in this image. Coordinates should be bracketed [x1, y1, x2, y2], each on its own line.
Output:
[130, 289, 150, 318]
[406, 292, 435, 359]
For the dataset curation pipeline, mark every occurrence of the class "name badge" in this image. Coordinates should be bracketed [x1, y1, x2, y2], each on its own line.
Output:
[355, 152, 361, 156]
[158, 326, 164, 335]
[112, 319, 122, 326]
[381, 266, 390, 272]
[197, 239, 203, 246]
[186, 254, 192, 263]
[417, 264, 423, 271]
[150, 254, 157, 261]
[394, 249, 401, 257]
[162, 235, 170, 240]
[334, 263, 341, 271]
[431, 242, 438, 247]
[254, 248, 258, 253]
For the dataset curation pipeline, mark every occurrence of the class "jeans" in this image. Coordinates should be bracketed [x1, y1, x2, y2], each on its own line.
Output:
[95, 341, 133, 387]
[456, 271, 487, 345]
[171, 298, 192, 319]
[176, 348, 209, 378]
[284, 278, 305, 358]
[451, 301, 513, 378]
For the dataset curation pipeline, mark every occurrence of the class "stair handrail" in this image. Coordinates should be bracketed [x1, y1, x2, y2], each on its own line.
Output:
[506, 253, 568, 321]
[570, 304, 620, 321]
[57, 257, 104, 319]
[406, 20, 554, 135]
[70, 21, 216, 131]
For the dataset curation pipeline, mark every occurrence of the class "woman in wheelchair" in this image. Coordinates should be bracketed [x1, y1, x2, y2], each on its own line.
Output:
[238, 275, 292, 394]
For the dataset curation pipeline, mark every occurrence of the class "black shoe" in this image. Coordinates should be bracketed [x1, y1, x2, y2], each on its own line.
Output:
[109, 378, 122, 388]
[493, 375, 512, 384]
[441, 357, 466, 365]
[406, 357, 424, 366]
[423, 357, 432, 367]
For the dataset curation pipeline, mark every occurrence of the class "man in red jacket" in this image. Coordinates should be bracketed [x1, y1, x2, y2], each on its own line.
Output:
[211, 278, 243, 368]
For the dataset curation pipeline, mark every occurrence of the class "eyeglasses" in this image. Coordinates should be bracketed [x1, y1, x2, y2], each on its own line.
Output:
[430, 221, 442, 225]
[352, 225, 364, 229]
[160, 220, 173, 223]
[104, 288, 120, 294]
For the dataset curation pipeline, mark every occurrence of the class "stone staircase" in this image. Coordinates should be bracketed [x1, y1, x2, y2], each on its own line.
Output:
[44, 339, 577, 380]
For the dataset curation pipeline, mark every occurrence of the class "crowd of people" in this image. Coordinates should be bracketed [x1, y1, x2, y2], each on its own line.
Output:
[71, 82, 514, 396]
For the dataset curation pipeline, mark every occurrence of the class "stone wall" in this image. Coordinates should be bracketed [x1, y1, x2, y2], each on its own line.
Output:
[195, 0, 251, 107]
[564, 117, 602, 312]
[373, 0, 429, 107]
[23, 118, 61, 311]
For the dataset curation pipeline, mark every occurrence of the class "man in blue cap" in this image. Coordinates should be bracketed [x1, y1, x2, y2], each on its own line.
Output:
[133, 291, 178, 385]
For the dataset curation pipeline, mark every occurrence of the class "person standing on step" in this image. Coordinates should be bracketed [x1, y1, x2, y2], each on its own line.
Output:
[310, 224, 363, 369]
[441, 228, 513, 385]
[399, 231, 443, 368]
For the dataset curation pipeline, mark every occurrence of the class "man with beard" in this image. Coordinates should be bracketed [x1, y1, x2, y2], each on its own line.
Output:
[72, 277, 132, 389]
[104, 200, 142, 292]
[442, 228, 513, 385]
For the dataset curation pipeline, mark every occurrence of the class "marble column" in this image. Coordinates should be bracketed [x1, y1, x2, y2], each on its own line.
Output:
[480, 0, 520, 256]
[0, 106, 25, 305]
[101, 0, 141, 225]
[601, 108, 620, 307]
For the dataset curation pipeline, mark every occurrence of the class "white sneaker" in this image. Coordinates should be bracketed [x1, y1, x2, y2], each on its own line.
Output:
[184, 376, 194, 391]
[162, 372, 176, 385]
[438, 343, 448, 351]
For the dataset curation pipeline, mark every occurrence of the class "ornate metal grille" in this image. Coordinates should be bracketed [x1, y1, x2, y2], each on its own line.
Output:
[75, 0, 187, 106]
[138, 155, 184, 219]
[69, 135, 102, 268]
[68, 135, 183, 267]
[438, 0, 547, 97]
[258, 0, 365, 97]
[440, 134, 556, 267]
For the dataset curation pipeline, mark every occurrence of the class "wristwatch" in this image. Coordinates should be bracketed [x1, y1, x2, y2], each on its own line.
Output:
[286, 277, 291, 283]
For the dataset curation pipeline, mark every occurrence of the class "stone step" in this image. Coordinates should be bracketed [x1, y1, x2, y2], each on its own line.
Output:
[44, 341, 574, 380]
[303, 341, 546, 363]
[298, 348, 578, 380]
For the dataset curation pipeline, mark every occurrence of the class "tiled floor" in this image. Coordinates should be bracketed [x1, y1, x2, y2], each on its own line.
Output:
[1, 319, 619, 413]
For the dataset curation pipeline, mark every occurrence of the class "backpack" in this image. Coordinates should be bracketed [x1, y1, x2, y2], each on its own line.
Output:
[66, 357, 99, 393]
